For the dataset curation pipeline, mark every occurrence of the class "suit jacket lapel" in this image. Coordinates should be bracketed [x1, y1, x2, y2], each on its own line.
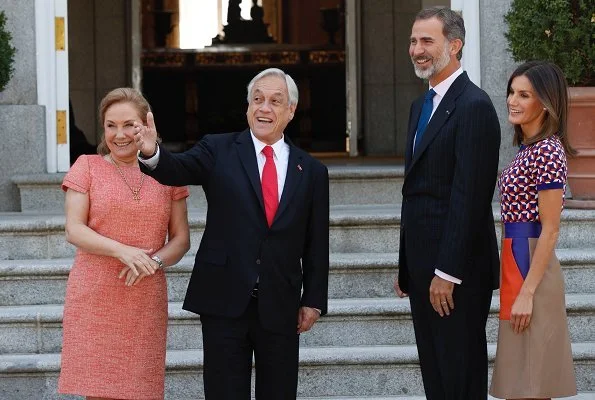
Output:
[274, 136, 303, 224]
[406, 72, 470, 174]
[235, 129, 265, 213]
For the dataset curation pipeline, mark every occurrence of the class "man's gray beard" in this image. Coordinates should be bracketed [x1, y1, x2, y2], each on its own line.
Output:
[412, 44, 451, 80]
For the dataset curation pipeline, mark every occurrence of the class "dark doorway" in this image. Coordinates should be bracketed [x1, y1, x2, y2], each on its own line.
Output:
[141, 0, 346, 153]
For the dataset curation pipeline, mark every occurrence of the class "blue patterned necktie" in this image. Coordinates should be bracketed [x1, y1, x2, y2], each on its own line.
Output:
[414, 88, 437, 153]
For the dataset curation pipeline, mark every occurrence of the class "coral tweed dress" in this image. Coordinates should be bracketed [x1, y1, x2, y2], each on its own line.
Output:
[490, 136, 576, 398]
[58, 155, 189, 399]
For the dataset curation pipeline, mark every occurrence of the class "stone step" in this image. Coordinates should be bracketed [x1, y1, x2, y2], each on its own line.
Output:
[2, 294, 594, 354]
[3, 248, 595, 306]
[0, 205, 398, 259]
[301, 395, 595, 400]
[2, 205, 595, 260]
[0, 252, 398, 305]
[11, 165, 405, 212]
[1, 344, 593, 399]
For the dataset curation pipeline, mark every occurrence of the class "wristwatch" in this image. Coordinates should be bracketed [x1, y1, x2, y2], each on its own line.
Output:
[151, 255, 164, 270]
[139, 142, 159, 160]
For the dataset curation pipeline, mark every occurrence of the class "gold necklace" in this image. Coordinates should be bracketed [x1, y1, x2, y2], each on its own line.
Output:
[109, 154, 145, 201]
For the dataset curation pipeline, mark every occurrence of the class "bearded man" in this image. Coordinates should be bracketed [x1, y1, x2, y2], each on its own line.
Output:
[394, 6, 501, 399]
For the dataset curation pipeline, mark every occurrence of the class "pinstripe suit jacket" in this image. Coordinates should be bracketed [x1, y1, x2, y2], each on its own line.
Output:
[398, 72, 500, 292]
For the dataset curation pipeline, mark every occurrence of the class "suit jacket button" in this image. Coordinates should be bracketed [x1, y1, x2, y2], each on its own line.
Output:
[256, 259, 261, 264]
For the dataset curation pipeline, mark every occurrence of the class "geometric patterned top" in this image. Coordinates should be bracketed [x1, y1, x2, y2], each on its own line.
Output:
[498, 135, 567, 223]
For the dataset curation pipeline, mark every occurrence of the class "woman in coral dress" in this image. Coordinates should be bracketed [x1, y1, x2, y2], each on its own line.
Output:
[490, 61, 577, 399]
[58, 88, 190, 400]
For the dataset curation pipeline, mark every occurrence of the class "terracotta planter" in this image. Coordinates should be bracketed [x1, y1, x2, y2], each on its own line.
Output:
[566, 87, 595, 209]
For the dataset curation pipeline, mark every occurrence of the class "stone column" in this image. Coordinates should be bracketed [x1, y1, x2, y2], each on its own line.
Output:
[0, 0, 46, 211]
[361, 0, 426, 156]
[479, 0, 517, 170]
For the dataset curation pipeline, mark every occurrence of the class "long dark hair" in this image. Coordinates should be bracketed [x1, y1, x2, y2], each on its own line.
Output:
[506, 60, 576, 156]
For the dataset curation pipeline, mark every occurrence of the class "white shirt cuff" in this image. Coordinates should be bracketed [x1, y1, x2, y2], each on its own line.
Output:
[138, 145, 160, 170]
[435, 268, 462, 284]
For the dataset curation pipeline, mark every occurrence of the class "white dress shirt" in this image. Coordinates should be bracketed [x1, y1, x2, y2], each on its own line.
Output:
[138, 145, 161, 170]
[251, 132, 289, 201]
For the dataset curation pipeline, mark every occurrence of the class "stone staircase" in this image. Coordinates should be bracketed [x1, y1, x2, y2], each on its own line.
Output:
[1, 165, 594, 399]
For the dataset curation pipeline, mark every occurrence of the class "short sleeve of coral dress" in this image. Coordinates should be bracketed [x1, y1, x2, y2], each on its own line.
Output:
[58, 155, 189, 399]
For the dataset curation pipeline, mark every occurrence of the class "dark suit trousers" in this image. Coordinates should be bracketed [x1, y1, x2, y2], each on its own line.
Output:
[408, 274, 492, 400]
[200, 298, 299, 400]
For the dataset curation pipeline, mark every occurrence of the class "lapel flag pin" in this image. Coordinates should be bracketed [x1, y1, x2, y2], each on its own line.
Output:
[297, 164, 302, 171]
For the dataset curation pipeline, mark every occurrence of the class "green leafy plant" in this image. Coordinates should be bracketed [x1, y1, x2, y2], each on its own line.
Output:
[505, 0, 594, 86]
[0, 10, 16, 92]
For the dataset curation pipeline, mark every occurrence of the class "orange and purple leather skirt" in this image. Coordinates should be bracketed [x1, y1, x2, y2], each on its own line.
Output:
[499, 221, 541, 320]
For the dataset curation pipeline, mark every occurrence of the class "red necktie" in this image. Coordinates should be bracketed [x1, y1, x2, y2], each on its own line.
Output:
[261, 146, 278, 227]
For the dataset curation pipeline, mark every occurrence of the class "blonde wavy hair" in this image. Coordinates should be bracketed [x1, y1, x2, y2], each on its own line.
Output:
[96, 87, 153, 156]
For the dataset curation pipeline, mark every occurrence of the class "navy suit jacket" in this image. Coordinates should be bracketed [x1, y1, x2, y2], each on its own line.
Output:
[141, 129, 330, 334]
[398, 72, 500, 292]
